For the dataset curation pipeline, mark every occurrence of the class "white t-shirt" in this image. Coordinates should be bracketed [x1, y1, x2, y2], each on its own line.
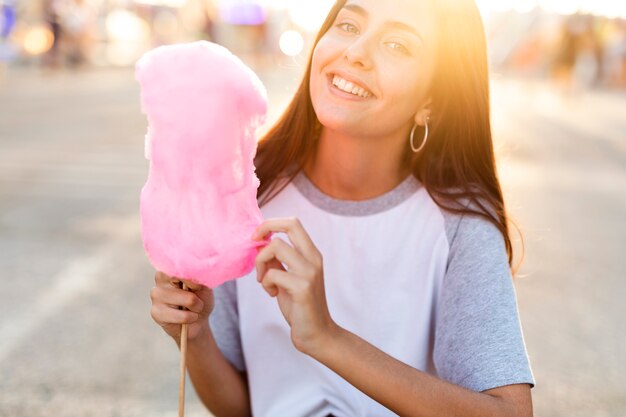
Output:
[210, 172, 535, 417]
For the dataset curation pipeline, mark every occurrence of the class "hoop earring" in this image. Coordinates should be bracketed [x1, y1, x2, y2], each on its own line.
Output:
[410, 118, 429, 153]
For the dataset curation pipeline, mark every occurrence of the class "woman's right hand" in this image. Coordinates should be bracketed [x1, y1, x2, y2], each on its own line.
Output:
[150, 271, 215, 341]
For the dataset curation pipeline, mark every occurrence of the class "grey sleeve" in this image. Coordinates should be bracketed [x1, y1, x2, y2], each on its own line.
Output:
[209, 280, 246, 372]
[433, 212, 535, 392]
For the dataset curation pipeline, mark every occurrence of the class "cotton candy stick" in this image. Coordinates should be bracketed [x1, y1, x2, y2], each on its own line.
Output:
[136, 41, 268, 416]
[178, 282, 189, 417]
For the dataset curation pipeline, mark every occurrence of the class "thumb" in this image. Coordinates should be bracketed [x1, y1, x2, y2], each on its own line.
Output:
[178, 278, 214, 315]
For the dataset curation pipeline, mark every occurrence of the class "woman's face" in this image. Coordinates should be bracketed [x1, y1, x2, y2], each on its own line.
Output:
[310, 0, 437, 139]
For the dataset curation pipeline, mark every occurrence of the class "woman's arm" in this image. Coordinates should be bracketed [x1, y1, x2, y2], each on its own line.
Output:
[150, 273, 251, 416]
[178, 328, 251, 417]
[252, 217, 533, 417]
[309, 324, 532, 417]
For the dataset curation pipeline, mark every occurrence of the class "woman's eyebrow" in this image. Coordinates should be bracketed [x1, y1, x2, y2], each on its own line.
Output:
[342, 4, 425, 44]
[342, 3, 368, 17]
[386, 21, 425, 44]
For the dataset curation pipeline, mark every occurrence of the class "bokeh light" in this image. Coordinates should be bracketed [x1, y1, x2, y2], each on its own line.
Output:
[219, 0, 267, 25]
[286, 0, 335, 32]
[514, 0, 538, 14]
[106, 9, 149, 43]
[22, 26, 54, 56]
[279, 30, 304, 57]
[105, 9, 150, 67]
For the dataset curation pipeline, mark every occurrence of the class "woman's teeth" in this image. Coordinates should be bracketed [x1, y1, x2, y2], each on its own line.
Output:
[332, 75, 372, 98]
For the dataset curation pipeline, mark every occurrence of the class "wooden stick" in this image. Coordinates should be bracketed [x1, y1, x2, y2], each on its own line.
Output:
[179, 282, 189, 417]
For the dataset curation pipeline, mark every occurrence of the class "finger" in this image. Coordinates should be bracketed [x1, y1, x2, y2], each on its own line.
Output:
[258, 258, 285, 282]
[166, 276, 203, 293]
[151, 303, 200, 325]
[155, 270, 173, 285]
[253, 217, 314, 252]
[168, 277, 185, 289]
[256, 257, 285, 283]
[178, 278, 204, 292]
[253, 218, 320, 260]
[154, 271, 195, 290]
[261, 268, 295, 297]
[151, 285, 205, 314]
[257, 238, 303, 270]
[255, 238, 307, 281]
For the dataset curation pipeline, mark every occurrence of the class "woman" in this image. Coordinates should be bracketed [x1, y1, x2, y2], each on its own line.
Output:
[150, 0, 535, 415]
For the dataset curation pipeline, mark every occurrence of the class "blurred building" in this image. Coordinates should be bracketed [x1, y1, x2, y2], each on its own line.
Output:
[480, 2, 626, 88]
[1, 0, 625, 88]
[0, 0, 333, 70]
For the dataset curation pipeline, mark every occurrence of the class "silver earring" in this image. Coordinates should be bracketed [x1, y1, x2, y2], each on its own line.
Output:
[410, 117, 429, 153]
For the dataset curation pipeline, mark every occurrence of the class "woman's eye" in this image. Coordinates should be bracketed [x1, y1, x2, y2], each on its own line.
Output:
[337, 22, 359, 34]
[387, 42, 409, 54]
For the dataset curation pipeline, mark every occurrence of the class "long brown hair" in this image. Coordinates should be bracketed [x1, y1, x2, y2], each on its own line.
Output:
[255, 0, 523, 272]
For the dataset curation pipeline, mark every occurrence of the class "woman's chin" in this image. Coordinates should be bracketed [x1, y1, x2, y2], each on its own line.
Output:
[316, 114, 363, 136]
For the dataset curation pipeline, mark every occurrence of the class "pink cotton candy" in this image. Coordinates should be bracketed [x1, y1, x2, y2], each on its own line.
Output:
[136, 41, 268, 288]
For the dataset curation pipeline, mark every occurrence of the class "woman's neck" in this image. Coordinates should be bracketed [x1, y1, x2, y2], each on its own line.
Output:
[303, 128, 412, 201]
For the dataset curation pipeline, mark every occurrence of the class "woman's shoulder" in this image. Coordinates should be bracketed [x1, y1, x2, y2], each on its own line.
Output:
[433, 189, 504, 253]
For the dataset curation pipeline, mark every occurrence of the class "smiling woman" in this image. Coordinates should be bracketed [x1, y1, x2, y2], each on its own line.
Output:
[149, 0, 536, 416]
[307, 1, 435, 147]
[257, 0, 510, 260]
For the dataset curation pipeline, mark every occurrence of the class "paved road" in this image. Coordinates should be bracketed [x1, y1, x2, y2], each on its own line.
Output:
[490, 78, 626, 416]
[0, 65, 624, 417]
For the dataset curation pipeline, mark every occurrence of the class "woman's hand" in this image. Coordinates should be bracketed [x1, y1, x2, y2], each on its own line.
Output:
[150, 271, 215, 341]
[252, 217, 338, 355]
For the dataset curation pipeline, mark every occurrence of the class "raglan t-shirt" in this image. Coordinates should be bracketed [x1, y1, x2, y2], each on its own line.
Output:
[209, 172, 535, 417]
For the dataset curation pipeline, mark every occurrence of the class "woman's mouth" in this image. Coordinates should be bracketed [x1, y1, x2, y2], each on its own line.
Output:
[330, 75, 373, 98]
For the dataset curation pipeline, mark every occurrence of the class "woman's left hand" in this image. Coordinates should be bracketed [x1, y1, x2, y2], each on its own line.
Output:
[252, 217, 337, 356]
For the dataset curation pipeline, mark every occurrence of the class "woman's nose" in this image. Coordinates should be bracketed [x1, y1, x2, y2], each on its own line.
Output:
[343, 36, 374, 69]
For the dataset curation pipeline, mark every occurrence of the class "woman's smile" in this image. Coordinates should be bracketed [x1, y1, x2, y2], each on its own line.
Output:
[327, 72, 375, 101]
[330, 74, 373, 98]
[309, 0, 436, 138]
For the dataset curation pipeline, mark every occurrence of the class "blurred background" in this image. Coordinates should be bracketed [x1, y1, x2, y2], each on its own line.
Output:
[0, 0, 624, 416]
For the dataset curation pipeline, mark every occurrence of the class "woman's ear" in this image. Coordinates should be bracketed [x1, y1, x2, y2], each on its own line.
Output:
[414, 97, 432, 126]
